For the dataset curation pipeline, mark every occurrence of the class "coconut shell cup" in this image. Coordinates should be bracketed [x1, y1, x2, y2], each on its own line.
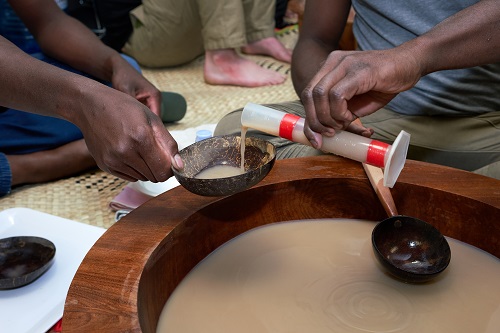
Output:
[0, 236, 56, 290]
[172, 135, 276, 196]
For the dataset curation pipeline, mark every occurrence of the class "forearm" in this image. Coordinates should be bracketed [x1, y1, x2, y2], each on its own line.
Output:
[290, 0, 352, 96]
[36, 16, 127, 82]
[0, 38, 112, 124]
[9, 0, 124, 83]
[7, 0, 161, 114]
[403, 0, 500, 76]
[291, 39, 334, 96]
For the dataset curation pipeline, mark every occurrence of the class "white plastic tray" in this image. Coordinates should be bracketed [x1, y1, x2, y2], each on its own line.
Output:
[0, 208, 106, 333]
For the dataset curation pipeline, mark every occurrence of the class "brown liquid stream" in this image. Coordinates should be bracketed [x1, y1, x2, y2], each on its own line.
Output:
[240, 126, 247, 171]
[194, 127, 248, 179]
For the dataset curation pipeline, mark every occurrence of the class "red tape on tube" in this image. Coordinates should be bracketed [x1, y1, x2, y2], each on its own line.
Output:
[366, 140, 390, 167]
[279, 114, 300, 141]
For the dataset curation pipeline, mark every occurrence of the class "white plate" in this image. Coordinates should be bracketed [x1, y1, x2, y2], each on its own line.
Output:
[129, 177, 180, 197]
[0, 208, 106, 333]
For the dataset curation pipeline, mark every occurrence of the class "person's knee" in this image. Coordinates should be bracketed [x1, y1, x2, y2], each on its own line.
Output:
[473, 161, 500, 180]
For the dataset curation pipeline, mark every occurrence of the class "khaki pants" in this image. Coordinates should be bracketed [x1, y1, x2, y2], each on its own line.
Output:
[122, 0, 276, 68]
[214, 100, 500, 179]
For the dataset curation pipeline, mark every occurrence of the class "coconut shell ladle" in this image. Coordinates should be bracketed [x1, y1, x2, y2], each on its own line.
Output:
[363, 163, 451, 283]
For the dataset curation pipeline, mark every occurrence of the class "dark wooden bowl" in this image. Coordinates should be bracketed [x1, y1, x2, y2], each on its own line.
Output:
[172, 135, 276, 196]
[63, 156, 500, 332]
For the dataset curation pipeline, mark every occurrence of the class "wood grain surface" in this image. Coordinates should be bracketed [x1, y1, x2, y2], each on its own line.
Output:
[63, 155, 500, 332]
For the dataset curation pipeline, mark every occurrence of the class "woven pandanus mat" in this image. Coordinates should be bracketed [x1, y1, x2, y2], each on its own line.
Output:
[0, 26, 299, 228]
[146, 25, 300, 132]
[0, 170, 126, 228]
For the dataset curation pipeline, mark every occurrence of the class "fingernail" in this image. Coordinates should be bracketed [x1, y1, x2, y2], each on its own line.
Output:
[172, 154, 184, 170]
[311, 132, 323, 149]
[324, 129, 335, 137]
[310, 139, 319, 149]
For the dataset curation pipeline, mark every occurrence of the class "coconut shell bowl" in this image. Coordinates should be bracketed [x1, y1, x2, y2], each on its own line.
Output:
[63, 156, 500, 332]
[172, 135, 276, 196]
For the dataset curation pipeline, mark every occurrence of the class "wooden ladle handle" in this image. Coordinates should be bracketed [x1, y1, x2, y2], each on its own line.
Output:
[352, 118, 399, 217]
[362, 163, 399, 217]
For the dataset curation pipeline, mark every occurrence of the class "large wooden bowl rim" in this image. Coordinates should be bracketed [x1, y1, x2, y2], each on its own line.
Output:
[63, 156, 500, 332]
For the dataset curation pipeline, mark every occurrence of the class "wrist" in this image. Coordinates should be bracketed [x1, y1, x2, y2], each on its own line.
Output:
[396, 38, 431, 77]
[57, 75, 107, 126]
[107, 52, 132, 78]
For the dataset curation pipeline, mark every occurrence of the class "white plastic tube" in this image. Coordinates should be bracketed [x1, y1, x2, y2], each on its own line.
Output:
[241, 103, 410, 187]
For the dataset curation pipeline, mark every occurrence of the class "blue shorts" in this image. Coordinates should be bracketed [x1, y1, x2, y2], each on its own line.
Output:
[0, 53, 141, 154]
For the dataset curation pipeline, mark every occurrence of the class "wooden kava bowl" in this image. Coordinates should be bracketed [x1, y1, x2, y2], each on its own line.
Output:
[63, 156, 500, 332]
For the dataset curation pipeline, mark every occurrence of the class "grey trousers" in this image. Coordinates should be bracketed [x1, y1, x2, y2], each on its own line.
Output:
[122, 0, 276, 67]
[215, 100, 500, 179]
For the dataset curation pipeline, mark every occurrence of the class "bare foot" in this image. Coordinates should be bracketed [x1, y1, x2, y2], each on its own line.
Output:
[204, 49, 287, 87]
[8, 139, 96, 187]
[241, 37, 292, 63]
